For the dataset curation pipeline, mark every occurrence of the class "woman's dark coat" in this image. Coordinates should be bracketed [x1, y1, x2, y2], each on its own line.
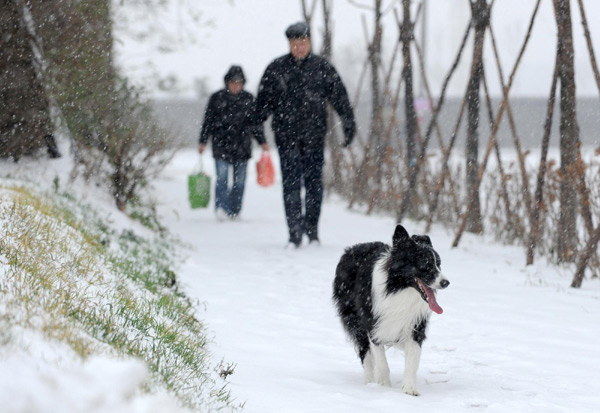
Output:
[200, 89, 265, 163]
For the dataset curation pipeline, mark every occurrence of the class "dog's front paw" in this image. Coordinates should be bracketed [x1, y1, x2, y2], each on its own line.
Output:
[375, 375, 392, 387]
[401, 384, 420, 396]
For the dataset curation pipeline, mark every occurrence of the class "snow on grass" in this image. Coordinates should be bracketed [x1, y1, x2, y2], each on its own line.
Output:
[0, 326, 180, 413]
[0, 157, 235, 411]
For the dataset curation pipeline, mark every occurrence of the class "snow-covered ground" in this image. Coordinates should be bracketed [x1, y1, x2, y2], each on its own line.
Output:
[154, 149, 600, 413]
[2, 145, 599, 412]
[0, 331, 184, 413]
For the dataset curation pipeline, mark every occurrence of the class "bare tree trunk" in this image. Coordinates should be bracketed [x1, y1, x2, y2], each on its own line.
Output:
[320, 0, 332, 58]
[464, 0, 489, 234]
[0, 0, 53, 158]
[364, 0, 384, 213]
[401, 0, 417, 168]
[369, 0, 384, 171]
[553, 0, 580, 263]
[319, 0, 345, 194]
[300, 0, 317, 26]
[527, 56, 559, 265]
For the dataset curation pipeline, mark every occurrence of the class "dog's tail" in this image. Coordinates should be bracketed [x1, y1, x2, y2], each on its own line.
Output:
[333, 249, 371, 362]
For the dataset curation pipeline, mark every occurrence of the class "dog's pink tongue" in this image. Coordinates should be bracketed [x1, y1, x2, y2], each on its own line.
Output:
[424, 285, 443, 314]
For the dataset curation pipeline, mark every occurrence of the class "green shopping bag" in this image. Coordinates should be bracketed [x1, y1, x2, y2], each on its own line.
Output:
[188, 158, 211, 209]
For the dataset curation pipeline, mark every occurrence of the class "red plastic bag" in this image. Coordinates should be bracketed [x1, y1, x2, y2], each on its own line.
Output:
[256, 151, 275, 187]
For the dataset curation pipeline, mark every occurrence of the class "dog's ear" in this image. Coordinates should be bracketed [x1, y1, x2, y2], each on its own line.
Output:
[412, 235, 432, 246]
[392, 224, 410, 246]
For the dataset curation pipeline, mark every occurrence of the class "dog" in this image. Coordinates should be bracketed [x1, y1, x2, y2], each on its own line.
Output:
[332, 224, 449, 396]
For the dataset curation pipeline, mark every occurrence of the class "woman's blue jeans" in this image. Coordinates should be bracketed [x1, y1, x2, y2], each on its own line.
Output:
[214, 159, 247, 216]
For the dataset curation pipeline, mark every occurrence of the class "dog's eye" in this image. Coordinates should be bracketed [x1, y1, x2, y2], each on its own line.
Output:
[390, 262, 402, 272]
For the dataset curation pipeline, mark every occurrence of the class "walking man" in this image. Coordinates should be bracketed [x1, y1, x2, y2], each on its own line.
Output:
[256, 22, 356, 247]
[200, 65, 268, 220]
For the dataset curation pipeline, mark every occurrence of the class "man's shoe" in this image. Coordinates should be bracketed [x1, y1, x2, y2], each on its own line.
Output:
[285, 241, 301, 249]
[285, 236, 302, 249]
[308, 237, 320, 246]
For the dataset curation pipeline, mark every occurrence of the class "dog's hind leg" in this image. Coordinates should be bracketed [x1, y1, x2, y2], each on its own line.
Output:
[356, 332, 375, 384]
[401, 340, 422, 396]
[369, 341, 391, 386]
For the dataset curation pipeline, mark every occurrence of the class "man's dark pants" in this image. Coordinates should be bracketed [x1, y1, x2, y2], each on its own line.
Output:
[278, 144, 324, 245]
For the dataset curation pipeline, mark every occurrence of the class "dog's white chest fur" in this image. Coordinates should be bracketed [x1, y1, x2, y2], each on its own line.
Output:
[371, 256, 430, 346]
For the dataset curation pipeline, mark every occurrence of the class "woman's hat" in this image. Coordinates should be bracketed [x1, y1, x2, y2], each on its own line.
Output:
[224, 65, 245, 83]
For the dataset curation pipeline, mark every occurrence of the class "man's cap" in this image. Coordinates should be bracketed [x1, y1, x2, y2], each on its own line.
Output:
[224, 65, 245, 83]
[285, 22, 310, 39]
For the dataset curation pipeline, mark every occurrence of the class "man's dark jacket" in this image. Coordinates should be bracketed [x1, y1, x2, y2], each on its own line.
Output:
[200, 89, 265, 163]
[256, 53, 355, 149]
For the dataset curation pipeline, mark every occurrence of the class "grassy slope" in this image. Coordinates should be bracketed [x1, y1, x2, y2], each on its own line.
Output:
[0, 181, 234, 411]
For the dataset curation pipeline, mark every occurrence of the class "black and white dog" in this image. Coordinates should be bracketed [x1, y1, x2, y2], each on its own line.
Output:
[333, 224, 449, 396]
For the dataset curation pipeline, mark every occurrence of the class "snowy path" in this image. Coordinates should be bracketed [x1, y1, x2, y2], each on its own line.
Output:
[155, 149, 600, 413]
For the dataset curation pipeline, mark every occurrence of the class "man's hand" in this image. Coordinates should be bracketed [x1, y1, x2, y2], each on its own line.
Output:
[343, 122, 356, 147]
[198, 144, 206, 154]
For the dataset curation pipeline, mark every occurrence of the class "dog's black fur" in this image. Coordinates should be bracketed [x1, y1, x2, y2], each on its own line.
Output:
[333, 224, 449, 395]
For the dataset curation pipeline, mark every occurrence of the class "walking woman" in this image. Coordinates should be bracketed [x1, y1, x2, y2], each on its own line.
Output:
[199, 65, 269, 220]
